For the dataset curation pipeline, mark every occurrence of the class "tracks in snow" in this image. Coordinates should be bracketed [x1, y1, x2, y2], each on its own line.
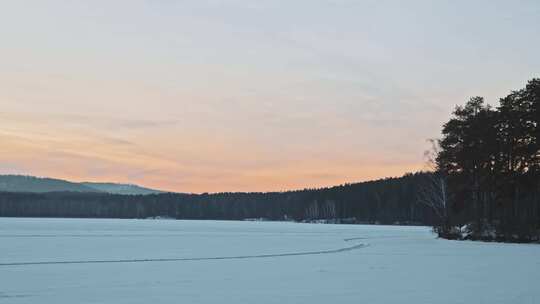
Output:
[0, 239, 368, 267]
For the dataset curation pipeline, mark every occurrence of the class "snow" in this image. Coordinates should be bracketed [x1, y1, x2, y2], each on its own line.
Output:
[0, 218, 539, 303]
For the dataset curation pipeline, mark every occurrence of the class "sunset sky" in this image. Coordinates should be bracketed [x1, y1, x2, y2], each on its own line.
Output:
[1, 1, 539, 193]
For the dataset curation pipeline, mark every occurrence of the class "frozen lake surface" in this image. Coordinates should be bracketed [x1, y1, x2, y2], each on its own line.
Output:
[1, 218, 539, 303]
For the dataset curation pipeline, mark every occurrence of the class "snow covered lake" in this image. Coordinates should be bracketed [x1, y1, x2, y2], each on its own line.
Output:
[1, 218, 539, 303]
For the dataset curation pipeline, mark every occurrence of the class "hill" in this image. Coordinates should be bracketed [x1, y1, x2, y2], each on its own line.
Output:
[81, 182, 162, 195]
[0, 175, 162, 195]
[0, 175, 99, 193]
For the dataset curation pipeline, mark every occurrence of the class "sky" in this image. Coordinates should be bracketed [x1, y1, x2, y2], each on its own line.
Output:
[1, 0, 539, 193]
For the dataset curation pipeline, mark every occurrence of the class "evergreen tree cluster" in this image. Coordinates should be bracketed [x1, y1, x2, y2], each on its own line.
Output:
[436, 79, 540, 241]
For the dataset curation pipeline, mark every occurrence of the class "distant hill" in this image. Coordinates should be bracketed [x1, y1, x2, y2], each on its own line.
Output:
[0, 175, 162, 195]
[0, 175, 99, 193]
[81, 182, 162, 195]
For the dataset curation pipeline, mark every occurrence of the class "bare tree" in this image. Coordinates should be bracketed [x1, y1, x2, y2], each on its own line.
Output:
[417, 139, 449, 229]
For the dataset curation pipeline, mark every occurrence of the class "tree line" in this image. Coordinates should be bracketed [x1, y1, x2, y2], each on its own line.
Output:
[0, 173, 438, 225]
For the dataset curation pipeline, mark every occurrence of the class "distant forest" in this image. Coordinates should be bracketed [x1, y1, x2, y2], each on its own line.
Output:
[0, 173, 438, 225]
